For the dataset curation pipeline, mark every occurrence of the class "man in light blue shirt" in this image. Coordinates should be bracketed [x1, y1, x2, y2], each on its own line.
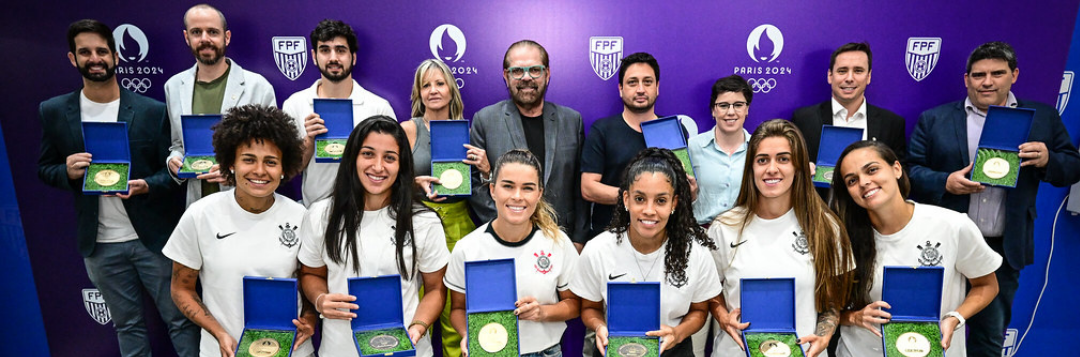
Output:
[689, 75, 753, 224]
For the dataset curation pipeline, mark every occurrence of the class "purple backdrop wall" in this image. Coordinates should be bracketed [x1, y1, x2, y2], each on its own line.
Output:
[3, 0, 1079, 356]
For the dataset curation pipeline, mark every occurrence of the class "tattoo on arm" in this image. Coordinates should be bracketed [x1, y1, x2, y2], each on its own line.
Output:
[815, 307, 839, 337]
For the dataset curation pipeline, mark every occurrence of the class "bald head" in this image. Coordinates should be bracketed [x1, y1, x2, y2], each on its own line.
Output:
[183, 4, 227, 31]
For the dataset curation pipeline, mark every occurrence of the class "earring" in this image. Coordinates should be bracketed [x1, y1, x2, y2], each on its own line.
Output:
[281, 174, 285, 179]
[230, 169, 235, 174]
[671, 209, 676, 215]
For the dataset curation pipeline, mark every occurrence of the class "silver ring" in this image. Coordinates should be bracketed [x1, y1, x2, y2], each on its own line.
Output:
[468, 154, 477, 161]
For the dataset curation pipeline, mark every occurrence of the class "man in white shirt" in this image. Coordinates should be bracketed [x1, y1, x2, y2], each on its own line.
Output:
[282, 19, 395, 206]
[164, 4, 277, 206]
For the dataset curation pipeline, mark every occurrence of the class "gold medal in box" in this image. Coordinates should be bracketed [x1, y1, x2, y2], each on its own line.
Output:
[429, 120, 472, 196]
[316, 138, 347, 161]
[84, 163, 129, 192]
[178, 114, 223, 178]
[312, 98, 353, 163]
[81, 122, 132, 194]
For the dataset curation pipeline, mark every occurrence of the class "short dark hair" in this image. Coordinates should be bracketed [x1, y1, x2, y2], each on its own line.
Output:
[710, 74, 754, 110]
[213, 104, 305, 186]
[829, 42, 872, 71]
[310, 19, 357, 53]
[183, 4, 228, 31]
[502, 40, 549, 69]
[618, 52, 659, 83]
[966, 41, 1017, 73]
[67, 19, 115, 54]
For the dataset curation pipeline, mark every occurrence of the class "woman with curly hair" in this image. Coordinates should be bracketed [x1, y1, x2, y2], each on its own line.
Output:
[298, 116, 449, 357]
[444, 149, 579, 357]
[831, 141, 999, 357]
[400, 59, 479, 357]
[163, 104, 316, 357]
[708, 119, 854, 357]
[571, 147, 720, 356]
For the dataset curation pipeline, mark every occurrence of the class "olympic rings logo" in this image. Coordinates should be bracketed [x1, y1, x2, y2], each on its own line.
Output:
[746, 78, 777, 93]
[121, 78, 152, 93]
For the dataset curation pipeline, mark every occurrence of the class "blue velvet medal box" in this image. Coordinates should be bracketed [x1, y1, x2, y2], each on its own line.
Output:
[740, 278, 806, 357]
[81, 122, 130, 195]
[177, 114, 220, 178]
[348, 275, 416, 357]
[235, 276, 298, 357]
[429, 120, 472, 196]
[880, 266, 945, 357]
[970, 106, 1034, 188]
[641, 115, 695, 178]
[812, 125, 863, 188]
[465, 258, 520, 356]
[313, 98, 352, 163]
[606, 282, 661, 357]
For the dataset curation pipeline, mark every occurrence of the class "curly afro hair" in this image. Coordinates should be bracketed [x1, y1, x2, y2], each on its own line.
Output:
[212, 104, 304, 186]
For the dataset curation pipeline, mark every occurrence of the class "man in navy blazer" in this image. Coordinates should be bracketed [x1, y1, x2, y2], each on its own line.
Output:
[908, 42, 1080, 356]
[37, 19, 197, 357]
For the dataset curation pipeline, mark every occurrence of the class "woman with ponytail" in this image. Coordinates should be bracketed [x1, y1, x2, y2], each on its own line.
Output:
[444, 149, 579, 357]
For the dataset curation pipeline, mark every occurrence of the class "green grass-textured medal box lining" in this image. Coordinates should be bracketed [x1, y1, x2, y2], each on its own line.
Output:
[607, 336, 659, 357]
[84, 163, 129, 192]
[354, 327, 412, 355]
[744, 332, 804, 357]
[970, 148, 1020, 186]
[467, 310, 518, 357]
[813, 166, 835, 184]
[883, 322, 943, 357]
[179, 155, 217, 174]
[235, 329, 294, 357]
[316, 138, 348, 159]
[671, 148, 694, 178]
[433, 161, 471, 195]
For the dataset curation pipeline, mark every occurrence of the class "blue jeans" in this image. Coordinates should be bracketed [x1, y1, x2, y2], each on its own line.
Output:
[966, 236, 1020, 357]
[522, 343, 562, 357]
[84, 240, 199, 357]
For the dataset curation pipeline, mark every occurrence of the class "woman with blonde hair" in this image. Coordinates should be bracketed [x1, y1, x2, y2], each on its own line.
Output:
[708, 119, 854, 357]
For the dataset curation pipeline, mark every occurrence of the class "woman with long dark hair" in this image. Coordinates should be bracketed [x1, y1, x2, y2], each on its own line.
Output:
[445, 149, 579, 356]
[572, 148, 720, 356]
[164, 104, 315, 357]
[830, 141, 999, 357]
[708, 119, 853, 357]
[298, 116, 450, 357]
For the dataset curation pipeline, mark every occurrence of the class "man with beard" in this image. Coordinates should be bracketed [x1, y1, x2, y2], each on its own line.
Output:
[37, 19, 199, 357]
[164, 4, 276, 206]
[467, 40, 587, 248]
[282, 19, 395, 206]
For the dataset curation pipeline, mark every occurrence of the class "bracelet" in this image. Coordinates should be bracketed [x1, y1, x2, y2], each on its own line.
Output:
[409, 320, 430, 336]
[314, 293, 327, 318]
[942, 311, 965, 330]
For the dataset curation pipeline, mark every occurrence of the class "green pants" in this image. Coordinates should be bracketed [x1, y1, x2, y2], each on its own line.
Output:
[423, 200, 476, 357]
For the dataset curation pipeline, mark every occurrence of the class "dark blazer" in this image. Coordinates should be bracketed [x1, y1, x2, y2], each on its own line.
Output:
[907, 99, 1080, 270]
[469, 99, 588, 242]
[791, 100, 908, 162]
[37, 88, 181, 257]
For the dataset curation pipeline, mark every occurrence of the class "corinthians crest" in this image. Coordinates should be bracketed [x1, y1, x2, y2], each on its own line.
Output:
[906, 37, 942, 82]
[918, 241, 943, 266]
[791, 231, 809, 255]
[272, 36, 307, 81]
[533, 250, 553, 274]
[279, 222, 299, 248]
[83, 288, 112, 325]
[590, 36, 623, 81]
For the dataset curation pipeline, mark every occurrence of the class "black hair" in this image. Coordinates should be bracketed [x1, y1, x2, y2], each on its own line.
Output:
[212, 105, 305, 186]
[618, 52, 660, 84]
[310, 19, 358, 53]
[829, 42, 872, 71]
[966, 41, 1017, 73]
[323, 116, 428, 278]
[67, 19, 115, 54]
[829, 140, 909, 309]
[710, 74, 754, 111]
[609, 148, 716, 287]
[502, 40, 549, 69]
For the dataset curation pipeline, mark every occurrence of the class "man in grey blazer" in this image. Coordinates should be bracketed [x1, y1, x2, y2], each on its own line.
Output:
[469, 40, 588, 246]
[164, 4, 276, 206]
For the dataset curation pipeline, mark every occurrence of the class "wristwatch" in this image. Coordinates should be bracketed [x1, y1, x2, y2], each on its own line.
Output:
[942, 311, 965, 330]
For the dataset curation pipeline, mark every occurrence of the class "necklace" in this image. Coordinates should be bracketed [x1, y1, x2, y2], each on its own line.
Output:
[633, 246, 663, 282]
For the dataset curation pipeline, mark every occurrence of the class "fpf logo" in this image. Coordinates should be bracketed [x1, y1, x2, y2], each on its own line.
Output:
[272, 36, 307, 81]
[736, 24, 792, 94]
[590, 36, 623, 81]
[111, 23, 163, 93]
[906, 37, 942, 82]
[82, 288, 111, 325]
[1058, 71, 1074, 115]
[428, 24, 476, 88]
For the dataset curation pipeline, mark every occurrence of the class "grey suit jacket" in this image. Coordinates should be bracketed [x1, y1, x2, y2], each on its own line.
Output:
[469, 99, 588, 242]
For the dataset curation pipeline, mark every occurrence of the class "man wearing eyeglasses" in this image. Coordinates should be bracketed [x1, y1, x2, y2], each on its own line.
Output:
[791, 42, 906, 168]
[468, 39, 587, 246]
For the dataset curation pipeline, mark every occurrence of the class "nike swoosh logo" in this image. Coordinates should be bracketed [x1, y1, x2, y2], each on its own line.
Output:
[216, 232, 236, 239]
[608, 273, 627, 280]
[730, 240, 748, 248]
